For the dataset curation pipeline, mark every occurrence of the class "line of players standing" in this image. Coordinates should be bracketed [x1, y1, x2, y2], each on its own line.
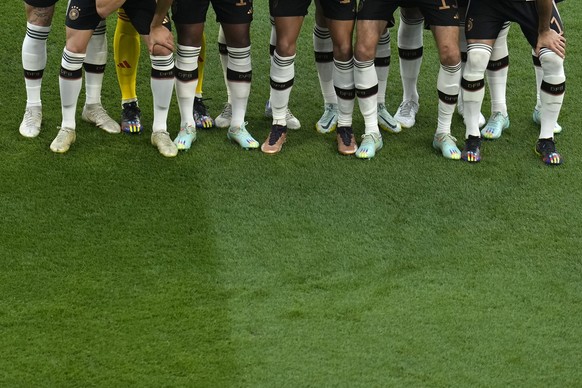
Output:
[20, 0, 566, 165]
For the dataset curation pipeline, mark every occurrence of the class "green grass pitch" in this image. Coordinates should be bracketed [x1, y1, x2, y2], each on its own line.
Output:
[1, 1, 581, 386]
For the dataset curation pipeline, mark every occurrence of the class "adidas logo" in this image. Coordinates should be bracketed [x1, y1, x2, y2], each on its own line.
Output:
[117, 60, 132, 68]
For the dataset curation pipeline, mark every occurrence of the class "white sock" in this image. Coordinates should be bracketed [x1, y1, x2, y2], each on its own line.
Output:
[22, 22, 51, 107]
[217, 26, 231, 104]
[270, 51, 295, 126]
[60, 48, 85, 130]
[539, 50, 565, 139]
[354, 58, 379, 135]
[227, 45, 252, 128]
[175, 44, 200, 127]
[462, 44, 491, 138]
[150, 53, 175, 132]
[83, 21, 107, 105]
[436, 62, 461, 135]
[333, 58, 355, 127]
[313, 24, 337, 105]
[486, 23, 509, 115]
[375, 29, 391, 105]
[398, 14, 423, 103]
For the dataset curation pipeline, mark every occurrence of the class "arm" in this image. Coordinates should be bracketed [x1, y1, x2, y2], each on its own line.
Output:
[148, 0, 175, 53]
[536, 0, 565, 58]
[96, 0, 126, 19]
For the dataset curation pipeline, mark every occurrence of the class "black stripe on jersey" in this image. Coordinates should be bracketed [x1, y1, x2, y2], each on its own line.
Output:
[335, 87, 356, 100]
[532, 55, 542, 67]
[398, 47, 423, 60]
[218, 43, 228, 55]
[374, 56, 391, 67]
[83, 63, 105, 74]
[24, 69, 44, 80]
[176, 68, 199, 82]
[438, 90, 458, 105]
[541, 81, 565, 96]
[461, 78, 485, 92]
[356, 85, 379, 99]
[227, 68, 252, 83]
[60, 66, 82, 79]
[270, 77, 293, 91]
[151, 68, 175, 79]
[487, 56, 509, 71]
[315, 51, 333, 63]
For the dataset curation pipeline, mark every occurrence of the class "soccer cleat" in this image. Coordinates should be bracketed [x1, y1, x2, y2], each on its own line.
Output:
[532, 108, 562, 134]
[261, 124, 287, 154]
[535, 138, 562, 165]
[264, 100, 301, 130]
[19, 106, 42, 138]
[193, 97, 214, 129]
[336, 126, 357, 155]
[378, 103, 402, 133]
[82, 104, 121, 134]
[151, 131, 178, 157]
[432, 132, 461, 160]
[461, 135, 482, 163]
[481, 112, 509, 140]
[120, 101, 143, 134]
[215, 102, 232, 129]
[227, 122, 259, 150]
[355, 132, 383, 159]
[174, 125, 197, 151]
[394, 100, 419, 129]
[315, 103, 338, 133]
[50, 127, 76, 153]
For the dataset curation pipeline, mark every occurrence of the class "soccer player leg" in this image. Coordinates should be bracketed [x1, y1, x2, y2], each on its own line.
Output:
[482, 22, 510, 140]
[461, 42, 491, 162]
[532, 52, 562, 134]
[222, 24, 257, 150]
[82, 20, 120, 134]
[215, 26, 232, 128]
[354, 18, 386, 160]
[314, 0, 337, 133]
[20, 2, 55, 137]
[193, 32, 214, 129]
[149, 46, 178, 158]
[375, 27, 400, 133]
[432, 25, 462, 160]
[395, 7, 423, 128]
[174, 24, 202, 151]
[52, 28, 93, 153]
[114, 9, 142, 134]
[535, 50, 565, 165]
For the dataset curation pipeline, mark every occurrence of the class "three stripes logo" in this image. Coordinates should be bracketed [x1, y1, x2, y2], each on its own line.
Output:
[117, 61, 132, 69]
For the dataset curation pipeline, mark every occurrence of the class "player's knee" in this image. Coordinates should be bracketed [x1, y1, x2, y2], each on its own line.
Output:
[151, 45, 172, 57]
[464, 46, 491, 79]
[333, 41, 353, 62]
[438, 45, 460, 66]
[540, 51, 565, 84]
[353, 43, 375, 62]
[275, 41, 297, 57]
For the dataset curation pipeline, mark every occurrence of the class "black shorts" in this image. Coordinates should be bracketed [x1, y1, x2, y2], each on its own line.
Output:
[465, 0, 564, 48]
[24, 0, 58, 7]
[65, 0, 102, 30]
[359, 0, 458, 26]
[319, 0, 356, 21]
[172, 0, 253, 24]
[270, 0, 312, 17]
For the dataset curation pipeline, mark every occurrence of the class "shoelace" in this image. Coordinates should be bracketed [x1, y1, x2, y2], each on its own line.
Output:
[285, 108, 297, 120]
[538, 139, 556, 154]
[220, 103, 232, 117]
[23, 108, 41, 126]
[399, 101, 415, 116]
[338, 128, 353, 146]
[194, 98, 211, 116]
[124, 103, 141, 119]
[91, 106, 112, 123]
[269, 125, 286, 145]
